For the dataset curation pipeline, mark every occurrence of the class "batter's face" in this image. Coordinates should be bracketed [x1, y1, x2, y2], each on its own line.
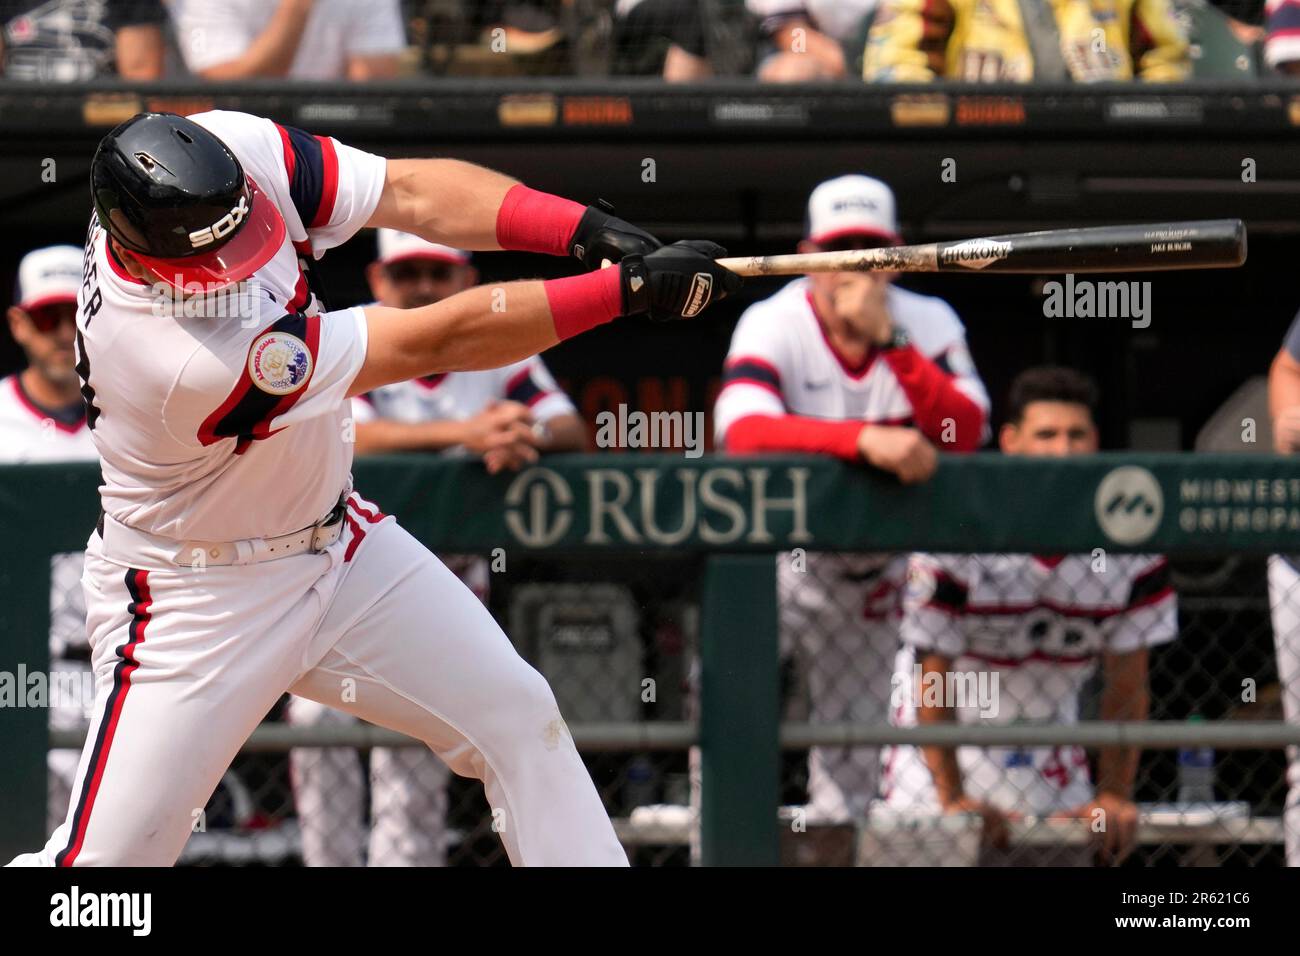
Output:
[1000, 401, 1099, 457]
[368, 258, 477, 309]
[6, 302, 79, 386]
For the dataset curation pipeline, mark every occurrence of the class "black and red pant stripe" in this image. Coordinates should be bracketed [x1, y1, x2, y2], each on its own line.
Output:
[55, 568, 151, 867]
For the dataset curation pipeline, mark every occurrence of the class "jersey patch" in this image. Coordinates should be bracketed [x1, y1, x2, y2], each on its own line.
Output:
[198, 312, 321, 447]
[248, 331, 313, 396]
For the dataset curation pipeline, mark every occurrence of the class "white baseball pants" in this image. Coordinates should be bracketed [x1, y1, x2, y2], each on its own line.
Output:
[8, 493, 626, 867]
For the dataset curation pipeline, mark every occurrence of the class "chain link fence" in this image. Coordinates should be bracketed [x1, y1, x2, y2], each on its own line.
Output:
[40, 540, 1300, 866]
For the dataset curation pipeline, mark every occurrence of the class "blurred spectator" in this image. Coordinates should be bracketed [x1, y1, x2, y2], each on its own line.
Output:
[287, 229, 585, 867]
[863, 0, 1190, 82]
[0, 0, 165, 81]
[749, 0, 879, 80]
[883, 367, 1178, 866]
[710, 175, 989, 829]
[1267, 312, 1300, 866]
[613, 0, 756, 80]
[1264, 0, 1300, 72]
[171, 0, 404, 81]
[0, 245, 98, 834]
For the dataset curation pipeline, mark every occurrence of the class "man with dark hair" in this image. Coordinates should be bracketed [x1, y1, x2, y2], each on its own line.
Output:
[1267, 312, 1300, 866]
[883, 366, 1178, 865]
[1004, 365, 1100, 430]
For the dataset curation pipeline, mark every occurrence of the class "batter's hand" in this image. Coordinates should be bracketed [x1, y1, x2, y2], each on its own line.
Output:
[1274, 406, 1300, 453]
[620, 240, 743, 321]
[857, 425, 937, 484]
[570, 203, 661, 270]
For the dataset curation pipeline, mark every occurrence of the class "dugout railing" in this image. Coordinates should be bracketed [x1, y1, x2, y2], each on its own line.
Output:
[2, 453, 1298, 865]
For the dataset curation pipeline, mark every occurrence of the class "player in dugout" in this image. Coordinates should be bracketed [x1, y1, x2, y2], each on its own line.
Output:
[883, 367, 1178, 866]
[0, 245, 99, 835]
[287, 229, 585, 866]
[1266, 309, 1300, 867]
[711, 173, 990, 826]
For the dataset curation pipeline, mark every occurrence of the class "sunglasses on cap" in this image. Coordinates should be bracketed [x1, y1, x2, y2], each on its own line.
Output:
[815, 235, 897, 253]
[25, 301, 78, 333]
[385, 260, 460, 283]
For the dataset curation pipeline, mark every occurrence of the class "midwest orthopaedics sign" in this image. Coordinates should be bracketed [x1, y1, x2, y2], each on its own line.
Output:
[503, 465, 813, 548]
[1177, 477, 1300, 534]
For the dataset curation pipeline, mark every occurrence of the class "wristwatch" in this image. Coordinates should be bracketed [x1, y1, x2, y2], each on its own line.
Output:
[880, 325, 910, 350]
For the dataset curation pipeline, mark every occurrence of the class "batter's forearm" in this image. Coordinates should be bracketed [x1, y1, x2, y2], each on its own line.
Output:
[370, 159, 523, 251]
[352, 271, 622, 396]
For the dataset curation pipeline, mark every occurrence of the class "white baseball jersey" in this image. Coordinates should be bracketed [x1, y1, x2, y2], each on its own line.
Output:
[76, 110, 386, 542]
[0, 374, 96, 462]
[883, 552, 1177, 814]
[173, 0, 406, 81]
[0, 373, 98, 663]
[352, 356, 576, 447]
[713, 277, 989, 443]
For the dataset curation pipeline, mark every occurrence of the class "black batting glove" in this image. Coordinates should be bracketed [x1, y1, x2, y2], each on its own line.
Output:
[570, 201, 661, 269]
[619, 240, 743, 321]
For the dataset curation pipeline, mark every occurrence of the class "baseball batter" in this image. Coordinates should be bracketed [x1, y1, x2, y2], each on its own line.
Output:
[7, 109, 740, 867]
[287, 229, 586, 867]
[1267, 311, 1300, 867]
[0, 245, 100, 833]
[712, 174, 990, 823]
[883, 367, 1178, 865]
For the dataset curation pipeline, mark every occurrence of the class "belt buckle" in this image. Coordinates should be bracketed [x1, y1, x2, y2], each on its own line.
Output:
[309, 491, 349, 552]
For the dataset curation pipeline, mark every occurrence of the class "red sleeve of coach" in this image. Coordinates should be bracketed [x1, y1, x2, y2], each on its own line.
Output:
[882, 345, 986, 452]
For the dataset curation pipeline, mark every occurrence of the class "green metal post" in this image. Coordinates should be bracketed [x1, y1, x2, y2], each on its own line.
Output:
[700, 553, 780, 866]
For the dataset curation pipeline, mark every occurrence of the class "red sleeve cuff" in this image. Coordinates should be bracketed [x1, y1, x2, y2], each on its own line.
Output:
[725, 414, 862, 462]
[543, 268, 623, 341]
[495, 184, 587, 256]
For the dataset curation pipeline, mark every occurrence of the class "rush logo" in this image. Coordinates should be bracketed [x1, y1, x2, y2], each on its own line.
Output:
[189, 195, 249, 248]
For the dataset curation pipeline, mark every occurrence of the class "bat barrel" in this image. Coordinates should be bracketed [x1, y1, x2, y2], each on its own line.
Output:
[936, 219, 1247, 274]
[715, 219, 1247, 277]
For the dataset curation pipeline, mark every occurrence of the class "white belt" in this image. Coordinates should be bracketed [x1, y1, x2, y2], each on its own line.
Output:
[98, 494, 349, 569]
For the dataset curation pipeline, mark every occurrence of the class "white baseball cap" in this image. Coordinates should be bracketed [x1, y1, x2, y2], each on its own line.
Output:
[375, 229, 471, 267]
[805, 175, 900, 246]
[16, 244, 83, 311]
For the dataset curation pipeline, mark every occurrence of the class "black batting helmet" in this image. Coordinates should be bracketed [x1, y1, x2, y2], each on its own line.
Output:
[90, 112, 285, 289]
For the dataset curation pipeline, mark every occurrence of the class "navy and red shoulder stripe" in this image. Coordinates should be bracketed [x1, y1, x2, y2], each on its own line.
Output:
[274, 124, 340, 230]
[505, 367, 548, 407]
[198, 312, 320, 451]
[722, 355, 783, 397]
